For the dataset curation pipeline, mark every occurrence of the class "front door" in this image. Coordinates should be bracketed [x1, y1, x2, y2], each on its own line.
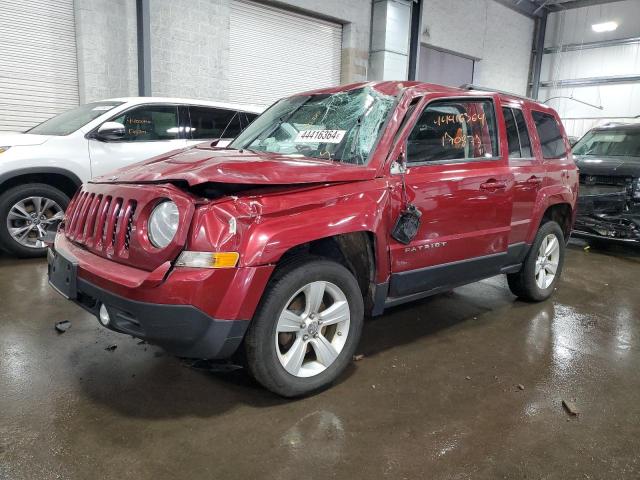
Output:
[388, 96, 514, 298]
[89, 104, 186, 178]
[501, 103, 543, 245]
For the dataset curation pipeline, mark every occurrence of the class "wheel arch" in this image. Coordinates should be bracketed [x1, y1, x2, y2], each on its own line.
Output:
[273, 231, 379, 315]
[528, 186, 575, 244]
[0, 168, 82, 200]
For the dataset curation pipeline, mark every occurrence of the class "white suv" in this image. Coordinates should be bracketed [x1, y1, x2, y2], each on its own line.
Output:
[0, 97, 263, 257]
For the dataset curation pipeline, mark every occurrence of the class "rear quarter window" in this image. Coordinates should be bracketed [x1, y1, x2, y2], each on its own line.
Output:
[532, 111, 566, 159]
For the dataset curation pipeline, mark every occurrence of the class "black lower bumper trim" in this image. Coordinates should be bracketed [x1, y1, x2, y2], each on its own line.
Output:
[73, 278, 249, 359]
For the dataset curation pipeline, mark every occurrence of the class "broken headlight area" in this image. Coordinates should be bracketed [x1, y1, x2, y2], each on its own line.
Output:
[574, 213, 640, 241]
[575, 180, 640, 241]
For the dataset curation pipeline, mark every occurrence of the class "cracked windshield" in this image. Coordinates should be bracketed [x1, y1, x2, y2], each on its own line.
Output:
[229, 87, 395, 165]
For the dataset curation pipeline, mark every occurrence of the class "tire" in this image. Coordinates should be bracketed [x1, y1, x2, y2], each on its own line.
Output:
[507, 221, 565, 302]
[245, 258, 364, 397]
[0, 183, 69, 258]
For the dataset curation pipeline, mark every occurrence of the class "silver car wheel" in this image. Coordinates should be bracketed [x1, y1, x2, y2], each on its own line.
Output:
[275, 281, 350, 378]
[535, 233, 560, 289]
[7, 196, 64, 249]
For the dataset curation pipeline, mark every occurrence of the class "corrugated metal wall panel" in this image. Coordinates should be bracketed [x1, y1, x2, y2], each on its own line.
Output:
[229, 0, 342, 106]
[0, 0, 79, 132]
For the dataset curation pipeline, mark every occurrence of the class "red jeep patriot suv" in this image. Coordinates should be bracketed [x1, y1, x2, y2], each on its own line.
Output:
[48, 82, 578, 397]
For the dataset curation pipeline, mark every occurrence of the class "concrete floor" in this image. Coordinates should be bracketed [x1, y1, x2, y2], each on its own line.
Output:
[1, 242, 639, 479]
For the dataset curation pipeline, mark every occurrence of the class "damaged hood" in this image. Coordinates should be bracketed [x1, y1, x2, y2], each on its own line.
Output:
[91, 146, 378, 186]
[575, 155, 640, 177]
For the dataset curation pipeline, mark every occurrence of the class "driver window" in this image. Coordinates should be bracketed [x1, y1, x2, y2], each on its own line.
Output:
[111, 105, 179, 141]
[407, 99, 498, 163]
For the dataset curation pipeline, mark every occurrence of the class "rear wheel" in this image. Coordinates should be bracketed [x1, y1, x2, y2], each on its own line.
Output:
[245, 258, 364, 397]
[0, 184, 68, 258]
[507, 221, 565, 302]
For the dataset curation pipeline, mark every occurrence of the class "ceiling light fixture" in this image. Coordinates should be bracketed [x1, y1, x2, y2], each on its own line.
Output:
[592, 21, 618, 33]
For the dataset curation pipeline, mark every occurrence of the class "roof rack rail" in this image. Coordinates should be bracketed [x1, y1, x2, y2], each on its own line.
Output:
[459, 84, 535, 102]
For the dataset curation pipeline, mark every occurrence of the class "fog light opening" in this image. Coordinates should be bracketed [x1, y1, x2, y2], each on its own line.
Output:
[99, 304, 111, 326]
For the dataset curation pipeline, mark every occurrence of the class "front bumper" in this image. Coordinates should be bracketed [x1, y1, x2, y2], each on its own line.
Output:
[47, 236, 273, 359]
[575, 189, 640, 244]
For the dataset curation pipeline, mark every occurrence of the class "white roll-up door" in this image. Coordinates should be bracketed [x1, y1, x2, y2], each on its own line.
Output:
[0, 0, 79, 132]
[229, 0, 342, 106]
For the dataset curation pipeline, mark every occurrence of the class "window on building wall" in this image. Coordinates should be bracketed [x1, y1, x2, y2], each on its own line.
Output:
[532, 111, 566, 159]
[407, 99, 498, 163]
[418, 47, 474, 87]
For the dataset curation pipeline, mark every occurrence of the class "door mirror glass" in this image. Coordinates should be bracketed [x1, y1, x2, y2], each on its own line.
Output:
[97, 121, 126, 140]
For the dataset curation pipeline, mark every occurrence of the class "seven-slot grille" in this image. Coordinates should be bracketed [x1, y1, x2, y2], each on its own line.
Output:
[65, 191, 137, 257]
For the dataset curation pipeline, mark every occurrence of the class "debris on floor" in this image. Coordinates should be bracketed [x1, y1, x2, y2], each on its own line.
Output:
[54, 320, 71, 333]
[517, 384, 525, 391]
[563, 399, 580, 416]
[353, 354, 365, 361]
[181, 358, 243, 373]
[584, 245, 590, 252]
[465, 376, 472, 380]
[104, 344, 117, 352]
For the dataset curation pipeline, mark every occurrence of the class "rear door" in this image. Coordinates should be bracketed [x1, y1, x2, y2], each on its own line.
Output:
[501, 102, 544, 246]
[388, 95, 515, 298]
[89, 104, 186, 177]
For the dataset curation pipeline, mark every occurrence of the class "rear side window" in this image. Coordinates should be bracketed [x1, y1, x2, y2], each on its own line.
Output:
[502, 108, 521, 158]
[513, 109, 532, 157]
[532, 111, 566, 159]
[407, 99, 499, 163]
[188, 107, 237, 140]
[502, 107, 533, 159]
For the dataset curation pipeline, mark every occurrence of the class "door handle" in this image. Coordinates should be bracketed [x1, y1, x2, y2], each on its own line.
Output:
[480, 180, 507, 192]
[526, 176, 543, 187]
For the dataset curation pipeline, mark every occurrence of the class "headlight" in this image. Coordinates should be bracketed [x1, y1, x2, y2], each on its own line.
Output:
[148, 200, 179, 248]
[0, 146, 10, 154]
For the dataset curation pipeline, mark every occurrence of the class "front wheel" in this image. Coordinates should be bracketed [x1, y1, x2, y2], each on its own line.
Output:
[507, 221, 565, 302]
[244, 258, 364, 397]
[0, 184, 69, 258]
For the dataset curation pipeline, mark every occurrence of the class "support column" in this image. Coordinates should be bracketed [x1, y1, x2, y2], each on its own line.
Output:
[530, 10, 548, 100]
[368, 0, 412, 80]
[136, 0, 151, 96]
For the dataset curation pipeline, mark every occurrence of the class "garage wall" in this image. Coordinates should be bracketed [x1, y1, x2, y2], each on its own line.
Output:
[0, 0, 79, 132]
[74, 0, 139, 103]
[420, 0, 535, 95]
[149, 0, 230, 100]
[148, 0, 371, 105]
[540, 0, 640, 137]
[228, 1, 342, 105]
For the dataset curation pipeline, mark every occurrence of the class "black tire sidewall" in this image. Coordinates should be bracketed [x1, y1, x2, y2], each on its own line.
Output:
[245, 259, 364, 397]
[522, 221, 565, 301]
[0, 184, 70, 257]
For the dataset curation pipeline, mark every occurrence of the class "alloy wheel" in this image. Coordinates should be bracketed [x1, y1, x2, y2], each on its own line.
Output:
[6, 196, 64, 249]
[275, 281, 351, 378]
[535, 233, 560, 289]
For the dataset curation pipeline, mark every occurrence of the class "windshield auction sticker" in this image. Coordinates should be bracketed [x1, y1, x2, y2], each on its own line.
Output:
[294, 130, 346, 143]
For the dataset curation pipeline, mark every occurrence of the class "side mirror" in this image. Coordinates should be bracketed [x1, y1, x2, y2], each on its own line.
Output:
[96, 121, 126, 141]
